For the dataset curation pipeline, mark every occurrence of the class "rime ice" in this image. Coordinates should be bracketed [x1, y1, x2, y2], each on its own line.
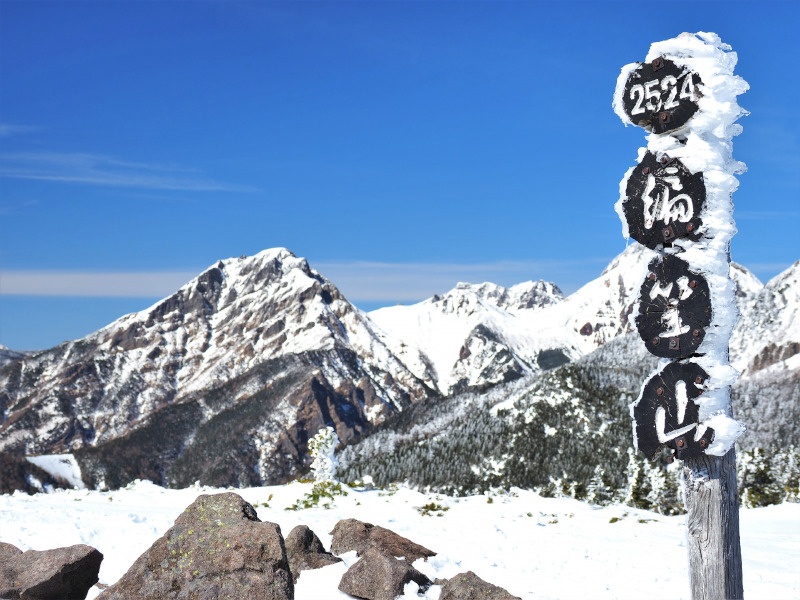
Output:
[615, 32, 748, 457]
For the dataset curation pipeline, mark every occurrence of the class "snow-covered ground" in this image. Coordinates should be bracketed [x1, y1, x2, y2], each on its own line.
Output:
[1, 481, 797, 600]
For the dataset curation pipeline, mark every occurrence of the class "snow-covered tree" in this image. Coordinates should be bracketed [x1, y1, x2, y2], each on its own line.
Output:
[587, 465, 614, 505]
[309, 426, 339, 483]
[644, 459, 668, 514]
[621, 447, 644, 507]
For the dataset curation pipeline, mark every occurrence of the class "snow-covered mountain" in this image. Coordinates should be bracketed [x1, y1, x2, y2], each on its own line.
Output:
[369, 279, 565, 394]
[0, 249, 434, 488]
[731, 260, 800, 376]
[0, 344, 28, 369]
[339, 259, 800, 494]
[370, 246, 797, 396]
[1, 246, 796, 490]
[370, 244, 658, 394]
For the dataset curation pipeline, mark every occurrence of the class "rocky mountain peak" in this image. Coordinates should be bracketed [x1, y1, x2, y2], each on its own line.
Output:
[601, 243, 651, 277]
[730, 262, 763, 312]
[731, 260, 800, 375]
[426, 279, 563, 319]
[0, 248, 435, 487]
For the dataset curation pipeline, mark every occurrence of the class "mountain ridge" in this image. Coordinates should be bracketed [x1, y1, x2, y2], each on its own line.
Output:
[1, 247, 797, 490]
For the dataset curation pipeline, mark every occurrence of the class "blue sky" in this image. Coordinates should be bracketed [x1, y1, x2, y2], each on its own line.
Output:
[1, 1, 798, 350]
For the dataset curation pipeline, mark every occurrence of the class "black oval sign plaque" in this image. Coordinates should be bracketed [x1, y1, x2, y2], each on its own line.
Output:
[636, 254, 711, 359]
[633, 361, 714, 461]
[621, 56, 702, 134]
[623, 152, 705, 249]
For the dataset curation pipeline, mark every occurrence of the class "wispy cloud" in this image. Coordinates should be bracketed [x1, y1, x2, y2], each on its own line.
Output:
[313, 258, 612, 301]
[735, 210, 800, 220]
[0, 152, 257, 192]
[0, 258, 612, 300]
[0, 123, 39, 138]
[746, 262, 797, 275]
[0, 271, 198, 297]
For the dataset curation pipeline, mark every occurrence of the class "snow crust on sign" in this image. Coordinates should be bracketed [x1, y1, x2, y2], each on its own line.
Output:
[1, 481, 798, 600]
[25, 454, 85, 489]
[614, 32, 749, 456]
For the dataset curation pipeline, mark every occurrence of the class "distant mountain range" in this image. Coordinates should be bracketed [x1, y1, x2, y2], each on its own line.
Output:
[1, 247, 797, 489]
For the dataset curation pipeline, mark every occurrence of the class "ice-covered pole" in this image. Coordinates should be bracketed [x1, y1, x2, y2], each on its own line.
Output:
[613, 32, 747, 599]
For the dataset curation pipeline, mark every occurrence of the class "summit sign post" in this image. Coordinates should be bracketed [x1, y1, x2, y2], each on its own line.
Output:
[613, 33, 748, 600]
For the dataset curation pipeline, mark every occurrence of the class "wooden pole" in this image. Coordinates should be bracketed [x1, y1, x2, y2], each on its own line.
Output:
[684, 447, 744, 600]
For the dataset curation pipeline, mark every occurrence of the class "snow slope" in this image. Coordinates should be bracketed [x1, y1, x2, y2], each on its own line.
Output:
[1, 481, 797, 600]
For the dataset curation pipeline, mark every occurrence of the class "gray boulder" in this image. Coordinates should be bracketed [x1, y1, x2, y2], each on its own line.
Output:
[338, 547, 430, 600]
[0, 542, 103, 600]
[97, 492, 292, 600]
[329, 518, 435, 563]
[440, 570, 521, 600]
[0, 541, 23, 562]
[284, 525, 341, 583]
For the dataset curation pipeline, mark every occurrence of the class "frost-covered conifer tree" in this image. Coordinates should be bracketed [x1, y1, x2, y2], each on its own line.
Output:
[587, 465, 613, 506]
[644, 460, 667, 514]
[621, 447, 645, 508]
[309, 426, 339, 483]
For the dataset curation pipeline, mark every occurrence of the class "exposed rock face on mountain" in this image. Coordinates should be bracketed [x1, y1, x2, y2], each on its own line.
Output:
[0, 344, 27, 369]
[0, 249, 434, 488]
[731, 260, 800, 376]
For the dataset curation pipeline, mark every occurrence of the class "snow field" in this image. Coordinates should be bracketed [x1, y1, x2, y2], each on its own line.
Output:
[1, 480, 797, 600]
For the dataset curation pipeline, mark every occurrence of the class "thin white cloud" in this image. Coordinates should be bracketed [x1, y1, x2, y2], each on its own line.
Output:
[313, 258, 611, 302]
[0, 152, 256, 192]
[0, 271, 198, 297]
[0, 123, 39, 138]
[0, 258, 611, 300]
[746, 262, 796, 274]
[735, 210, 800, 220]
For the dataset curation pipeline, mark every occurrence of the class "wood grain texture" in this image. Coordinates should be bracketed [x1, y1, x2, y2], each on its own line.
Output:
[683, 447, 744, 600]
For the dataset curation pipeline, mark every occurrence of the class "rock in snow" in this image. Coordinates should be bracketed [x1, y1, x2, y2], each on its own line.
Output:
[97, 492, 292, 600]
[2, 492, 512, 600]
[284, 524, 341, 583]
[337, 547, 431, 600]
[0, 542, 103, 600]
[329, 517, 436, 564]
[440, 570, 522, 600]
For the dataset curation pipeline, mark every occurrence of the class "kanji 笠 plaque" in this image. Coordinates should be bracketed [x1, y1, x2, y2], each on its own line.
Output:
[636, 254, 711, 359]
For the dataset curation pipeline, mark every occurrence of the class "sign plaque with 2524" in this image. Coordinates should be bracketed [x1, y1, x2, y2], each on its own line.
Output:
[620, 56, 702, 134]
